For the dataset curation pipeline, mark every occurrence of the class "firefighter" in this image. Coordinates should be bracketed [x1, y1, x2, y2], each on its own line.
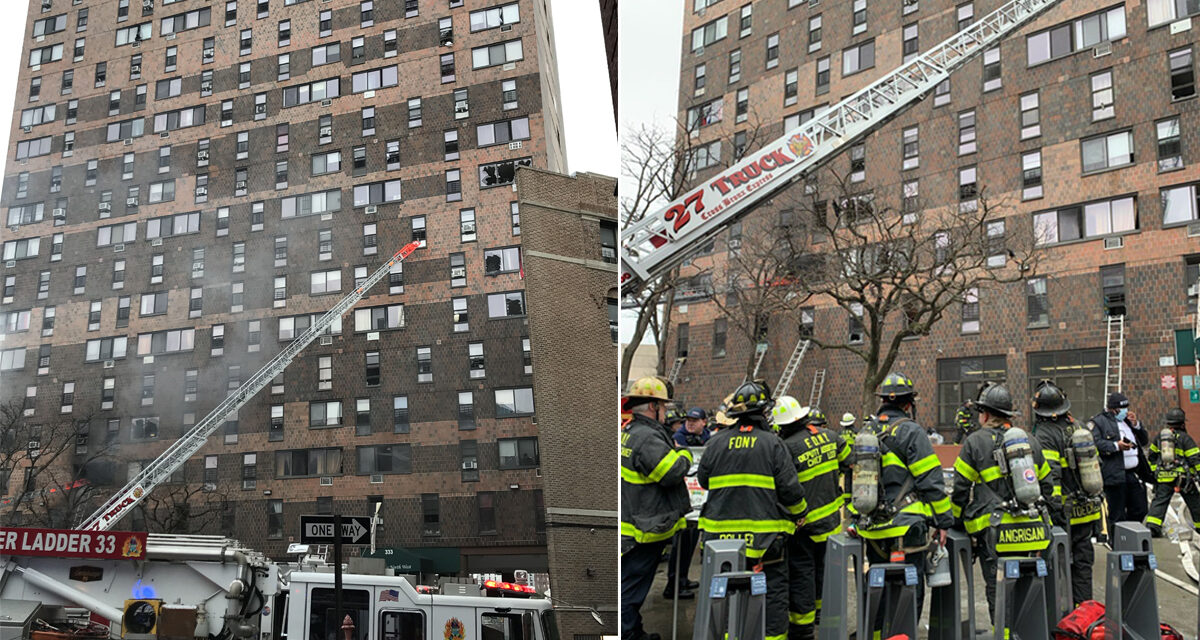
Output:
[665, 407, 709, 599]
[951, 384, 1054, 625]
[620, 377, 693, 640]
[1030, 380, 1104, 605]
[698, 381, 807, 640]
[953, 382, 990, 444]
[849, 373, 953, 623]
[772, 397, 850, 640]
[838, 413, 857, 445]
[1146, 408, 1200, 537]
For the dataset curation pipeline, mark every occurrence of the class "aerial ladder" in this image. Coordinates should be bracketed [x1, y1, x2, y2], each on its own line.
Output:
[773, 338, 811, 398]
[75, 241, 422, 532]
[620, 0, 1067, 297]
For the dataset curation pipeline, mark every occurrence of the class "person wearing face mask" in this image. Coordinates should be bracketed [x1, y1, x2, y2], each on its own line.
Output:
[1088, 392, 1149, 527]
[620, 377, 693, 640]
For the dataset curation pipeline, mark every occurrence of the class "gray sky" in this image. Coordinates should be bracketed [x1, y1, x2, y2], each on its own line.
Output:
[0, 3, 613, 181]
[618, 2, 684, 345]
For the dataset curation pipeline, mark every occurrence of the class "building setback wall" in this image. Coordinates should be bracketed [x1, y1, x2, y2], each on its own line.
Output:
[0, 0, 567, 571]
[669, 0, 1200, 442]
[518, 167, 618, 640]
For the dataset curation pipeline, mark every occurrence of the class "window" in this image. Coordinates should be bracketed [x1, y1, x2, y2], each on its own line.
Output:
[276, 448, 342, 476]
[1024, 276, 1050, 328]
[1022, 151, 1043, 200]
[729, 49, 742, 84]
[282, 189, 341, 218]
[511, 202, 521, 235]
[1034, 195, 1136, 244]
[484, 247, 521, 275]
[487, 291, 525, 317]
[1157, 118, 1184, 172]
[849, 144, 866, 182]
[1081, 130, 1133, 173]
[843, 40, 875, 76]
[691, 16, 728, 51]
[1171, 48, 1196, 100]
[739, 3, 752, 36]
[734, 88, 749, 123]
[958, 110, 976, 155]
[3, 238, 41, 261]
[353, 180, 402, 206]
[686, 99, 723, 132]
[160, 8, 210, 34]
[1028, 349, 1106, 419]
[472, 39, 522, 68]
[936, 356, 1006, 427]
[307, 401, 342, 428]
[807, 15, 822, 52]
[310, 270, 341, 295]
[959, 166, 978, 206]
[84, 336, 127, 362]
[1149, 0, 1200, 26]
[422, 494, 440, 536]
[140, 291, 167, 316]
[899, 126, 919, 170]
[1026, 6, 1126, 66]
[2, 310, 31, 334]
[477, 117, 530, 147]
[282, 78, 340, 107]
[354, 305, 404, 332]
[982, 48, 1001, 91]
[413, 216, 427, 246]
[105, 118, 144, 142]
[96, 222, 137, 247]
[765, 33, 779, 69]
[416, 347, 432, 383]
[29, 43, 64, 67]
[136, 328, 195, 355]
[1019, 92, 1040, 139]
[20, 104, 57, 129]
[406, 98, 422, 127]
[479, 157, 533, 188]
[351, 66, 397, 93]
[312, 151, 341, 176]
[498, 437, 538, 467]
[152, 105, 205, 132]
[456, 391, 475, 428]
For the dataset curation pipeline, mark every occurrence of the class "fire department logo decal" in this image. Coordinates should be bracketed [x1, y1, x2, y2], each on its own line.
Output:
[133, 487, 144, 499]
[121, 535, 143, 558]
[445, 618, 465, 640]
[786, 133, 815, 159]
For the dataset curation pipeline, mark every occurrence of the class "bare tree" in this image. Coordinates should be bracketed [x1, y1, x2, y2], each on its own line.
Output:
[778, 168, 1047, 415]
[141, 483, 231, 535]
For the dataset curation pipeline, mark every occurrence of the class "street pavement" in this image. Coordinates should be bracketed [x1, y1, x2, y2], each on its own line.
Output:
[640, 534, 1200, 639]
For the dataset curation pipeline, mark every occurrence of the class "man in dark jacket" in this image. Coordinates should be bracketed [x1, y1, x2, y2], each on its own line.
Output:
[1090, 392, 1149, 526]
[698, 381, 807, 640]
[621, 377, 693, 640]
[674, 407, 711, 448]
[1146, 408, 1200, 537]
[951, 384, 1055, 626]
[1031, 380, 1103, 605]
[664, 407, 709, 599]
[852, 373, 954, 625]
[773, 396, 850, 640]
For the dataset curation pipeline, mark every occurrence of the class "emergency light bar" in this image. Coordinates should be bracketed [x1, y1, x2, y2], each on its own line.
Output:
[483, 580, 538, 597]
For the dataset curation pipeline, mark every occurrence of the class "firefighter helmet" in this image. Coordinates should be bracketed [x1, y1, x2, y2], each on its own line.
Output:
[840, 413, 856, 427]
[725, 381, 773, 418]
[664, 405, 685, 425]
[975, 383, 1015, 418]
[771, 396, 810, 427]
[625, 376, 674, 402]
[807, 409, 828, 427]
[876, 373, 918, 401]
[1032, 379, 1071, 418]
[1165, 408, 1186, 425]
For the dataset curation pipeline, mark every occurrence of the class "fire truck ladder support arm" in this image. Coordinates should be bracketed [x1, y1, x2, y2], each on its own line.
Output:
[619, 0, 1065, 297]
[76, 242, 423, 532]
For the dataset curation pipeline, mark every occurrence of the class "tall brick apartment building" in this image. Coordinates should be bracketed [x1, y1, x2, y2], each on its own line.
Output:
[667, 0, 1200, 439]
[0, 0, 593, 580]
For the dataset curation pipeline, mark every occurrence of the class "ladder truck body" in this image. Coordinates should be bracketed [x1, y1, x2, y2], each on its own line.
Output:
[76, 241, 422, 533]
[620, 0, 1066, 297]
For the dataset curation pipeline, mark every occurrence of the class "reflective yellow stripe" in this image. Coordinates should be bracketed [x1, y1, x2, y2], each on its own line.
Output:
[909, 453, 940, 477]
[931, 495, 952, 515]
[1146, 515, 1163, 526]
[1037, 460, 1050, 481]
[979, 465, 1003, 482]
[1185, 447, 1200, 457]
[786, 498, 808, 515]
[648, 449, 690, 483]
[900, 501, 932, 517]
[858, 523, 910, 539]
[1042, 450, 1062, 463]
[798, 459, 838, 482]
[806, 496, 844, 522]
[954, 457, 980, 483]
[964, 512, 991, 534]
[621, 466, 654, 484]
[1070, 510, 1101, 525]
[815, 598, 822, 611]
[698, 517, 797, 534]
[789, 611, 815, 625]
[808, 527, 839, 543]
[882, 451, 905, 468]
[620, 518, 685, 544]
[837, 443, 851, 462]
[951, 502, 963, 518]
[996, 540, 1050, 552]
[708, 473, 776, 490]
[765, 634, 787, 640]
[1051, 486, 1062, 497]
[746, 547, 768, 559]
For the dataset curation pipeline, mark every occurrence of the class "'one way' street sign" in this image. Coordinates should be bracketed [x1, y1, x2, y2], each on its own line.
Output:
[299, 515, 373, 545]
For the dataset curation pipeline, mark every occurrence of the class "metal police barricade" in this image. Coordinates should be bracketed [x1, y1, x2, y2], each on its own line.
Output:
[1043, 526, 1073, 625]
[815, 533, 919, 640]
[1104, 522, 1160, 638]
[992, 556, 1051, 639]
[693, 539, 756, 640]
[861, 562, 921, 639]
[928, 529, 976, 640]
[817, 533, 863, 640]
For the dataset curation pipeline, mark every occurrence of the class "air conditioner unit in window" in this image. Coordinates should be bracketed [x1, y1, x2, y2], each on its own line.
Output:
[126, 197, 139, 206]
[1189, 283, 1200, 299]
[131, 41, 140, 48]
[1188, 221, 1200, 238]
[197, 150, 209, 161]
[319, 477, 333, 486]
[22, 126, 31, 133]
[99, 202, 111, 211]
[462, 460, 477, 470]
[1103, 236, 1124, 250]
[235, 180, 247, 190]
[4, 261, 15, 268]
[255, 104, 266, 115]
[200, 81, 212, 92]
[114, 243, 125, 252]
[143, 0, 152, 8]
[124, 139, 133, 146]
[364, 205, 378, 214]
[52, 208, 65, 218]
[508, 141, 522, 150]
[370, 474, 383, 484]
[450, 266, 465, 278]
[319, 126, 332, 138]
[151, 238, 163, 246]
[319, 336, 333, 346]
[462, 222, 475, 234]
[103, 359, 115, 368]
[1094, 42, 1112, 58]
[131, 64, 141, 74]
[196, 186, 208, 196]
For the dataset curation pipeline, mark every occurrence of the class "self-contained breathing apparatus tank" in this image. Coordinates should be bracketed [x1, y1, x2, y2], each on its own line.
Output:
[995, 427, 1042, 508]
[1161, 427, 1177, 467]
[1067, 426, 1105, 497]
[852, 431, 881, 516]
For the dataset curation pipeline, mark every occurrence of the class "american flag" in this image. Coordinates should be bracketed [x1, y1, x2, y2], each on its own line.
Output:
[379, 589, 399, 602]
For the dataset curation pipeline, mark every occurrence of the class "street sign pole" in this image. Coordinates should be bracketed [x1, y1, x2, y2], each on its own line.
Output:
[335, 513, 343, 637]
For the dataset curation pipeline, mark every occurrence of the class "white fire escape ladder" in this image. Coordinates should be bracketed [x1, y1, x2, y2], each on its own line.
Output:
[774, 338, 811, 398]
[808, 369, 827, 409]
[1105, 314, 1125, 395]
[668, 356, 687, 385]
[750, 344, 770, 381]
[77, 242, 424, 532]
[620, 0, 1067, 296]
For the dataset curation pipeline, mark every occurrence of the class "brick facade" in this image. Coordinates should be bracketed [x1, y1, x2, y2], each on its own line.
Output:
[669, 0, 1200, 442]
[0, 0, 576, 575]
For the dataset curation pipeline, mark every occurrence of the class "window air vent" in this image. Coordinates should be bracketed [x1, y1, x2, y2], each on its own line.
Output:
[320, 336, 333, 346]
[1094, 42, 1112, 58]
[5, 261, 15, 268]
[103, 359, 115, 368]
[114, 243, 125, 252]
[151, 238, 163, 246]
[22, 126, 31, 133]
[124, 139, 133, 146]
[1187, 221, 1200, 238]
[370, 474, 384, 484]
[365, 205, 377, 214]
[320, 99, 332, 107]
[1103, 236, 1124, 250]
[319, 477, 333, 486]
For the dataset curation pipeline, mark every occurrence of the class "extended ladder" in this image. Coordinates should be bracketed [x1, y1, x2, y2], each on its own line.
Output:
[1105, 314, 1125, 394]
[77, 242, 423, 532]
[774, 338, 811, 397]
[750, 344, 769, 381]
[668, 357, 687, 384]
[1194, 274, 1200, 381]
[808, 369, 827, 409]
[620, 0, 1067, 296]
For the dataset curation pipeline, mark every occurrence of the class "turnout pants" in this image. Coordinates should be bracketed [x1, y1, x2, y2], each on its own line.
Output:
[863, 524, 929, 634]
[666, 525, 700, 590]
[1146, 481, 1200, 533]
[786, 534, 827, 640]
[1068, 519, 1096, 605]
[971, 534, 1000, 625]
[698, 533, 789, 640]
[621, 540, 667, 640]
